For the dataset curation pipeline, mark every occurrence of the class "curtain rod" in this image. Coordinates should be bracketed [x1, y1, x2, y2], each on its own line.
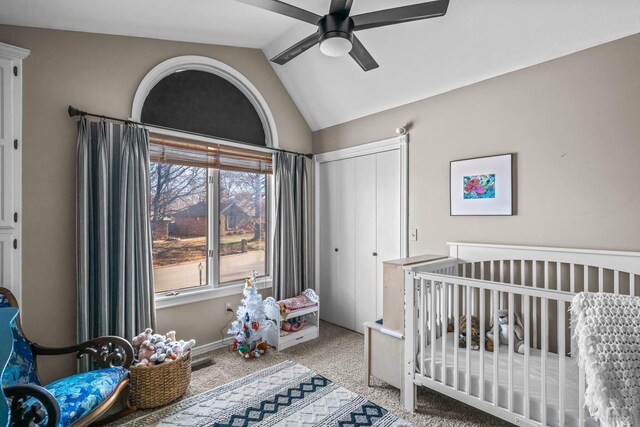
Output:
[67, 105, 313, 159]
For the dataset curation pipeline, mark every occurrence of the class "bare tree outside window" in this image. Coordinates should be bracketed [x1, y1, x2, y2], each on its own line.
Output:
[149, 163, 267, 293]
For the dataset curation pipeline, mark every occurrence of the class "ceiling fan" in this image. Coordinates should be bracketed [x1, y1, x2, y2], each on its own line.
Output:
[235, 0, 450, 71]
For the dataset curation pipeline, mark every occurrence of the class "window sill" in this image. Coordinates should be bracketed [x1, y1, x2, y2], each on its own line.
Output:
[155, 278, 272, 310]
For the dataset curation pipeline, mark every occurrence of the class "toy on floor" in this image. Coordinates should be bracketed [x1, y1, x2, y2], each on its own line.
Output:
[131, 329, 196, 367]
[486, 309, 525, 353]
[281, 317, 306, 332]
[228, 271, 273, 359]
[447, 315, 481, 350]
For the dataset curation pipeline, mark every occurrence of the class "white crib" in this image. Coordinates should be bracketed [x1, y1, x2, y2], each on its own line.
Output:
[402, 242, 640, 427]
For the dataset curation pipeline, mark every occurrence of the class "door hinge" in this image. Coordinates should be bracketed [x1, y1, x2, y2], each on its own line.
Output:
[13, 212, 18, 223]
[208, 249, 214, 258]
[13, 66, 18, 77]
[13, 139, 18, 150]
[13, 239, 17, 249]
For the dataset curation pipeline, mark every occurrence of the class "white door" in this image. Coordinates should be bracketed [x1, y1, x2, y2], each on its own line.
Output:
[334, 157, 356, 330]
[0, 234, 15, 288]
[375, 150, 401, 319]
[0, 56, 15, 228]
[318, 160, 337, 324]
[354, 154, 377, 333]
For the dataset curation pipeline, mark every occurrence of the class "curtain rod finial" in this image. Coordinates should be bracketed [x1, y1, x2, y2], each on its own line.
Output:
[68, 105, 82, 117]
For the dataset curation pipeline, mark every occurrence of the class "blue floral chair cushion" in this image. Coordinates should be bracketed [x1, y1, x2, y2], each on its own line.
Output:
[26, 367, 128, 427]
[0, 294, 39, 388]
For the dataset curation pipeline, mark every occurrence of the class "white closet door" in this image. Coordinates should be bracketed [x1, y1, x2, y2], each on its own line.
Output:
[0, 234, 14, 287]
[0, 57, 15, 228]
[334, 157, 357, 330]
[376, 149, 401, 319]
[354, 154, 377, 333]
[318, 160, 338, 323]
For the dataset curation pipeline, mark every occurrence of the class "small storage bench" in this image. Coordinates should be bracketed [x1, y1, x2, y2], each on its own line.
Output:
[264, 289, 319, 351]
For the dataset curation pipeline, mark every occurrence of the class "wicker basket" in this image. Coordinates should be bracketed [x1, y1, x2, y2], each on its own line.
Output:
[129, 350, 192, 409]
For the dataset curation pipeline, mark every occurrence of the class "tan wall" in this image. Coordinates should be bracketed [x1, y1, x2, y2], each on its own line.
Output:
[0, 25, 311, 382]
[314, 33, 640, 258]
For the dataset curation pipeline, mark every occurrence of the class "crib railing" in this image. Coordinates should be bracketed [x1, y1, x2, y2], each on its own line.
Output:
[404, 267, 589, 427]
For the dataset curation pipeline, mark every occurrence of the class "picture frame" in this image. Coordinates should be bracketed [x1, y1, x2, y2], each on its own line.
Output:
[450, 153, 514, 216]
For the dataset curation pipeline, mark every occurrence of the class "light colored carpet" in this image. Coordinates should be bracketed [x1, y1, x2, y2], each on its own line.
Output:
[115, 321, 512, 426]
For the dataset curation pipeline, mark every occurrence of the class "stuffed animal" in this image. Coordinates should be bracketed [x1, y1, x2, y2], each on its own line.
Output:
[447, 315, 481, 350]
[165, 330, 176, 341]
[138, 341, 155, 362]
[132, 328, 153, 347]
[486, 309, 525, 354]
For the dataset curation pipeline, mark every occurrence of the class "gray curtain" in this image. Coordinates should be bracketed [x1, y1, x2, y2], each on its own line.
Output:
[272, 152, 310, 300]
[77, 117, 156, 353]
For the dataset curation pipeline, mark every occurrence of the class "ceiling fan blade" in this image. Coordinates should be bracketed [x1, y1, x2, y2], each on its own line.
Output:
[271, 32, 320, 65]
[352, 0, 449, 31]
[328, 0, 354, 16]
[349, 35, 379, 72]
[235, 0, 321, 25]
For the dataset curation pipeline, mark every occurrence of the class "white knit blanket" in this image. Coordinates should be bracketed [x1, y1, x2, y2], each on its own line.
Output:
[571, 292, 640, 427]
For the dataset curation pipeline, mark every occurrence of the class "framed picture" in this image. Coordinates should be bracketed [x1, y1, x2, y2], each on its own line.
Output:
[450, 153, 514, 216]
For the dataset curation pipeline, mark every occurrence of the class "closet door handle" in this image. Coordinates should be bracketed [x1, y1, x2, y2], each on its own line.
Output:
[334, 248, 339, 252]
[372, 252, 377, 256]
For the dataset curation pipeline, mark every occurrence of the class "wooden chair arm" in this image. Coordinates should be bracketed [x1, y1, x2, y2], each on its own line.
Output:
[4, 384, 60, 427]
[31, 336, 134, 369]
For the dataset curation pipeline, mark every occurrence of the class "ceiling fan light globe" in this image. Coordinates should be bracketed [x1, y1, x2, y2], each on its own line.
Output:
[320, 36, 353, 57]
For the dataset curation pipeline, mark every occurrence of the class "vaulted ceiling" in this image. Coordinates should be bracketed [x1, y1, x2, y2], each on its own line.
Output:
[2, 0, 640, 130]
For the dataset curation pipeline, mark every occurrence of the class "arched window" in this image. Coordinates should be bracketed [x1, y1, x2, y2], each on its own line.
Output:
[132, 57, 274, 300]
[132, 55, 278, 148]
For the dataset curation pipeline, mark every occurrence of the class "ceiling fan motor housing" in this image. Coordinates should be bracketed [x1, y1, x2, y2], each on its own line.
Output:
[319, 14, 354, 45]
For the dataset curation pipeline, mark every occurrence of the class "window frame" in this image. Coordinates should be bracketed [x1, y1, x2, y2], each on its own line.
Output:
[149, 126, 274, 309]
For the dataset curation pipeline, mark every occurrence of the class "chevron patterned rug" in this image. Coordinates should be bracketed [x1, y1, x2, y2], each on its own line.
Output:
[123, 360, 411, 426]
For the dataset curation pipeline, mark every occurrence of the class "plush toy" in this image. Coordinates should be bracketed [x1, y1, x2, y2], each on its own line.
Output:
[132, 328, 153, 347]
[165, 330, 176, 341]
[138, 341, 155, 362]
[486, 309, 525, 354]
[447, 315, 481, 350]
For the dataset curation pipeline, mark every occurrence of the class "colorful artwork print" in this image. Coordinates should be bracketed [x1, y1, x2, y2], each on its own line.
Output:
[463, 174, 495, 199]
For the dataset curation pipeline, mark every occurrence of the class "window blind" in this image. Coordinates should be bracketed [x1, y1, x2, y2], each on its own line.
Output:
[149, 133, 273, 174]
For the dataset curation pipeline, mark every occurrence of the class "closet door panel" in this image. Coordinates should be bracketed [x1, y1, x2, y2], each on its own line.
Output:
[0, 57, 15, 228]
[376, 149, 401, 319]
[335, 157, 356, 330]
[354, 154, 377, 333]
[318, 161, 338, 324]
[0, 234, 13, 287]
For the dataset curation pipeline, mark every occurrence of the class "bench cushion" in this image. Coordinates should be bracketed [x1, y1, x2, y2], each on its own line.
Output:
[28, 367, 128, 426]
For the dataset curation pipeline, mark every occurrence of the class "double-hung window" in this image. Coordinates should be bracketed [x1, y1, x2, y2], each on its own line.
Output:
[149, 135, 270, 295]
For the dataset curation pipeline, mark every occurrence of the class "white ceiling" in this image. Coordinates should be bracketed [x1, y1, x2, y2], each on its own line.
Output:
[2, 0, 640, 131]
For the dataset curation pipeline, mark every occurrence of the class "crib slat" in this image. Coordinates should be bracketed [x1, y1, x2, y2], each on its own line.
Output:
[614, 270, 620, 295]
[598, 267, 604, 293]
[465, 285, 472, 396]
[524, 295, 530, 418]
[532, 261, 538, 349]
[579, 364, 586, 426]
[490, 260, 495, 281]
[558, 300, 566, 427]
[420, 279, 426, 376]
[584, 265, 589, 293]
[541, 297, 548, 426]
[430, 282, 437, 380]
[508, 292, 514, 412]
[544, 261, 549, 289]
[479, 288, 485, 402]
[492, 289, 499, 406]
[557, 262, 562, 291]
[453, 283, 460, 390]
[570, 263, 575, 293]
[632, 274, 636, 297]
[441, 283, 448, 386]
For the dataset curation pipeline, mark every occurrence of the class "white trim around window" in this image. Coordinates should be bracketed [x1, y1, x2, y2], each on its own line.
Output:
[155, 277, 272, 310]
